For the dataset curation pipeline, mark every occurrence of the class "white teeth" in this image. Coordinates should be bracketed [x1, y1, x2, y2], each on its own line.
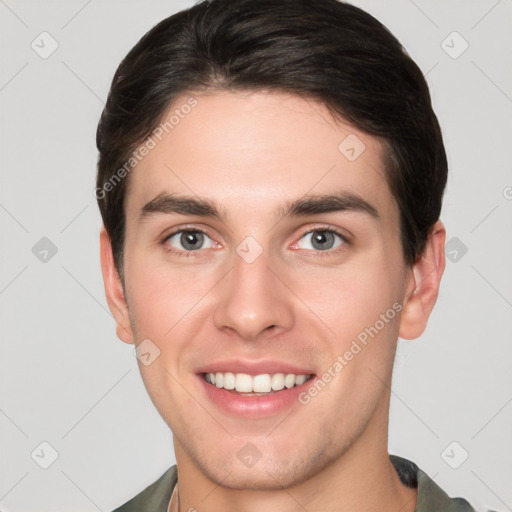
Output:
[204, 372, 311, 393]
[235, 373, 253, 392]
[253, 374, 272, 393]
[295, 374, 307, 386]
[271, 373, 285, 391]
[284, 374, 295, 389]
[223, 372, 235, 390]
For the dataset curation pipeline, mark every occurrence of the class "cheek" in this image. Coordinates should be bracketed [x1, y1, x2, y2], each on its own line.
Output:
[295, 256, 403, 333]
[295, 259, 405, 385]
[124, 238, 217, 332]
[127, 273, 167, 335]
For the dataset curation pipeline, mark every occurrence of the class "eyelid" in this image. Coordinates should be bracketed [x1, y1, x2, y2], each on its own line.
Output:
[300, 225, 350, 242]
[161, 224, 215, 243]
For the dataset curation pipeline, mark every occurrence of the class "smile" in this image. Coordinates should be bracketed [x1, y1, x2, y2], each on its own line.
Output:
[203, 372, 312, 394]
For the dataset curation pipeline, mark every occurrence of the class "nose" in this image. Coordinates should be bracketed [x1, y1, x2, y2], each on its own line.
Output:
[213, 248, 295, 342]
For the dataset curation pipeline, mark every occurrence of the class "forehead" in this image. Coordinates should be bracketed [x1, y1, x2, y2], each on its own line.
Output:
[125, 90, 397, 224]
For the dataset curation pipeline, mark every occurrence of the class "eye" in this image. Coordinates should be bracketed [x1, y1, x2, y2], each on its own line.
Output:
[163, 229, 216, 253]
[295, 228, 346, 252]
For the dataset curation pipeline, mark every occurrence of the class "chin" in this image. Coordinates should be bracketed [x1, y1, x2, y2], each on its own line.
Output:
[208, 465, 301, 491]
[196, 451, 321, 491]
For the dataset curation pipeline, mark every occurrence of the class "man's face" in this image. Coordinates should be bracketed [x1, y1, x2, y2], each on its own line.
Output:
[115, 90, 414, 488]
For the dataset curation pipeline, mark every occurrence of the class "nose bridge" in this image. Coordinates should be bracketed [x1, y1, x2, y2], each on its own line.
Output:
[213, 243, 294, 340]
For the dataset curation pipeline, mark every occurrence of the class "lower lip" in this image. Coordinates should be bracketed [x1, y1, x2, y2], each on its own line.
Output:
[198, 374, 315, 418]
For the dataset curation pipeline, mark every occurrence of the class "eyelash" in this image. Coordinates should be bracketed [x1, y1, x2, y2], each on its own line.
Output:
[160, 225, 350, 258]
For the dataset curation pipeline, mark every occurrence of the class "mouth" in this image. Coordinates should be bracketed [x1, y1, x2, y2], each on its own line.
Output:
[202, 371, 314, 396]
[196, 363, 316, 420]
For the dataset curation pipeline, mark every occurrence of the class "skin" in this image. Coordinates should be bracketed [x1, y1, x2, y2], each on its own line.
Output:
[100, 90, 446, 512]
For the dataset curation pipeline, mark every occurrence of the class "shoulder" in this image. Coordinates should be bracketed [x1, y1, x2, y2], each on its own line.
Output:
[111, 465, 177, 512]
[390, 454, 476, 512]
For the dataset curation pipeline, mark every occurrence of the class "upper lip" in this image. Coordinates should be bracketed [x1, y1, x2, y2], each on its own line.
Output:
[196, 359, 315, 376]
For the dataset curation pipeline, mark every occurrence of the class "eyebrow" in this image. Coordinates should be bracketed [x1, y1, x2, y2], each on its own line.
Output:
[138, 191, 379, 223]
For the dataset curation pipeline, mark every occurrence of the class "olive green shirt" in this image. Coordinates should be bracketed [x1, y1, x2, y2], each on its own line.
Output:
[112, 455, 478, 512]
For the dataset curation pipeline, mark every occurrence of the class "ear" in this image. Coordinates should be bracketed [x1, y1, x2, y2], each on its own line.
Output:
[399, 220, 446, 340]
[99, 228, 134, 344]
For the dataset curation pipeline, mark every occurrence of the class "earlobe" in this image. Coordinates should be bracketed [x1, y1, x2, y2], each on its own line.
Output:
[398, 221, 446, 340]
[99, 229, 134, 345]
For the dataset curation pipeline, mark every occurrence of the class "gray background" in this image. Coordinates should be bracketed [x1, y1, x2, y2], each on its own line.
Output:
[0, 0, 511, 511]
